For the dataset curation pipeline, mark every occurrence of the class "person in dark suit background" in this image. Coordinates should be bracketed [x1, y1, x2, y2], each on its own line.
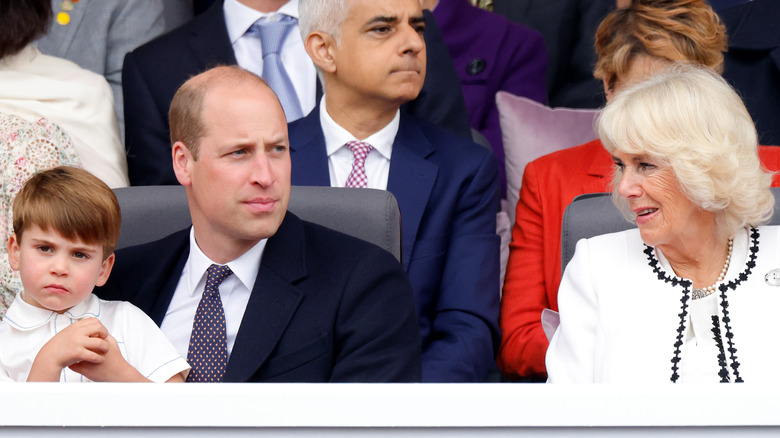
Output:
[715, 0, 780, 146]
[96, 66, 422, 382]
[289, 0, 501, 382]
[492, 0, 615, 108]
[122, 0, 470, 186]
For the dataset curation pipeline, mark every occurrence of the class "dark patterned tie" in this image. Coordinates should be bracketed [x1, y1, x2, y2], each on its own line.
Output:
[345, 141, 373, 188]
[186, 264, 233, 382]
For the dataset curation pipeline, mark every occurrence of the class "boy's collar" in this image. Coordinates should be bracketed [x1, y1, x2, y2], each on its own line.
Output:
[2, 293, 101, 331]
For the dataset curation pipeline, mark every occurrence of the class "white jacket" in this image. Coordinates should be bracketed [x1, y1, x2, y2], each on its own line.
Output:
[547, 225, 780, 383]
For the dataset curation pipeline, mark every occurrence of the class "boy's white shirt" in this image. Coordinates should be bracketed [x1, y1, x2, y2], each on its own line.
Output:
[0, 293, 189, 382]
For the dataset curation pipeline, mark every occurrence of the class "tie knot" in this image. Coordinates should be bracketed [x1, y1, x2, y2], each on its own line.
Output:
[248, 15, 297, 56]
[346, 141, 373, 161]
[206, 264, 233, 289]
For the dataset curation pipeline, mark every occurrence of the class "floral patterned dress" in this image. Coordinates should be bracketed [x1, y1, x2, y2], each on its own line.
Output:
[0, 113, 80, 318]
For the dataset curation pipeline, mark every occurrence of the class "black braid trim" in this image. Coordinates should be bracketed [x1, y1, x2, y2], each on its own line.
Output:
[711, 315, 730, 383]
[713, 227, 758, 383]
[646, 227, 758, 383]
[645, 245, 692, 383]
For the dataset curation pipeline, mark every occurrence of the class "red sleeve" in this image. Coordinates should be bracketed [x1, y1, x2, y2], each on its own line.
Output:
[497, 159, 551, 380]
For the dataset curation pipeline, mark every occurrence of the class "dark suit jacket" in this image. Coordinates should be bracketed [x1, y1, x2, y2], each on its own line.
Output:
[719, 0, 780, 146]
[95, 212, 422, 382]
[493, 0, 614, 108]
[122, 0, 470, 185]
[288, 108, 501, 382]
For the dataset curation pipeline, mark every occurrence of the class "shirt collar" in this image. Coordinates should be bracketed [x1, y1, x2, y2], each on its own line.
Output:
[3, 293, 100, 331]
[186, 228, 266, 296]
[320, 96, 398, 160]
[224, 0, 300, 44]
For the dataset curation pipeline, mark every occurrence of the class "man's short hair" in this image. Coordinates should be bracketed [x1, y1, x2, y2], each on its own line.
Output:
[298, 0, 351, 43]
[12, 166, 121, 260]
[168, 66, 275, 159]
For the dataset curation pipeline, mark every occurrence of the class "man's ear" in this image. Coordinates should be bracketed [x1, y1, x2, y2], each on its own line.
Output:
[172, 141, 193, 187]
[304, 31, 337, 74]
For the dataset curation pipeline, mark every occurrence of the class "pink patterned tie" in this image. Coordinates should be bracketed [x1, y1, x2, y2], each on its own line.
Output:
[345, 141, 373, 188]
[186, 264, 232, 382]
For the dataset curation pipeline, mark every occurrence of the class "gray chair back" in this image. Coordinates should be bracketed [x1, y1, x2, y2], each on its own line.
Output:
[560, 187, 780, 276]
[113, 185, 403, 262]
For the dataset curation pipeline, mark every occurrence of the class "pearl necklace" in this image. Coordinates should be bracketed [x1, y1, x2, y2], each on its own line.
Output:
[691, 237, 734, 300]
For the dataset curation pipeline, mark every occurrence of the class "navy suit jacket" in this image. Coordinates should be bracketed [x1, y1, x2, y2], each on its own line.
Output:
[288, 108, 501, 382]
[719, 0, 780, 146]
[122, 0, 470, 185]
[493, 0, 613, 108]
[95, 212, 422, 382]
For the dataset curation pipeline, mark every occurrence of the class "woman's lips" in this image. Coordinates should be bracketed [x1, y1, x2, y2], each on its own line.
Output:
[634, 207, 658, 225]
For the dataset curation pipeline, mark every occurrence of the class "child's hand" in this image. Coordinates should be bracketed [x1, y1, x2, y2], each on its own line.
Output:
[69, 334, 150, 382]
[27, 318, 110, 382]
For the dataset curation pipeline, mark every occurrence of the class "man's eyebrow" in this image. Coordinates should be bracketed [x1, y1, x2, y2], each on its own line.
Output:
[366, 15, 399, 26]
[409, 15, 426, 26]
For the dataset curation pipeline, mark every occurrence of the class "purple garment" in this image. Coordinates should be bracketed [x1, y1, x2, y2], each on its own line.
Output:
[433, 0, 547, 197]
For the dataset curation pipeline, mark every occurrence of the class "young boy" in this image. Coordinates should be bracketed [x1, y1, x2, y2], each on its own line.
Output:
[0, 166, 189, 382]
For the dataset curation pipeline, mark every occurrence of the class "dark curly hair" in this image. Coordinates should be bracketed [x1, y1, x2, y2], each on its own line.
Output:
[0, 0, 52, 59]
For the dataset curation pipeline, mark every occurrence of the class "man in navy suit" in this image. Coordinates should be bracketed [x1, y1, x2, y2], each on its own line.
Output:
[97, 66, 422, 382]
[716, 0, 780, 146]
[122, 0, 470, 186]
[290, 0, 501, 382]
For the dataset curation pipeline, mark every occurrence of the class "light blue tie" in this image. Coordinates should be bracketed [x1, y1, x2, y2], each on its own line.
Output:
[247, 16, 304, 121]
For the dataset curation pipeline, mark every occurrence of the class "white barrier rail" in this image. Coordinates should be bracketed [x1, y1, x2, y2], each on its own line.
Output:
[2, 383, 779, 435]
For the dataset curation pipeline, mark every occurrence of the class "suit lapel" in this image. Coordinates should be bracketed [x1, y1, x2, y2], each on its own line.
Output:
[125, 229, 191, 326]
[290, 107, 331, 186]
[387, 114, 438, 270]
[187, 0, 238, 68]
[224, 213, 307, 382]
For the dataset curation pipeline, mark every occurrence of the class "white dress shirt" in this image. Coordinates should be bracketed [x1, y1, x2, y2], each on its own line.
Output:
[320, 97, 398, 189]
[160, 228, 267, 360]
[224, 0, 316, 117]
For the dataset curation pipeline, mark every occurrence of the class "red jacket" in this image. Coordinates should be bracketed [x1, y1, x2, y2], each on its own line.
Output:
[498, 139, 780, 380]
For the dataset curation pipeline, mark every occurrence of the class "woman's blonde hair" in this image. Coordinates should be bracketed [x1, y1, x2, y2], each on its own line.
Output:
[594, 0, 726, 92]
[598, 63, 774, 235]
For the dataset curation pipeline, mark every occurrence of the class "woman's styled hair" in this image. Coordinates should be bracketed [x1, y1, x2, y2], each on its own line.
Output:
[598, 63, 774, 235]
[594, 0, 726, 92]
[0, 0, 52, 59]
